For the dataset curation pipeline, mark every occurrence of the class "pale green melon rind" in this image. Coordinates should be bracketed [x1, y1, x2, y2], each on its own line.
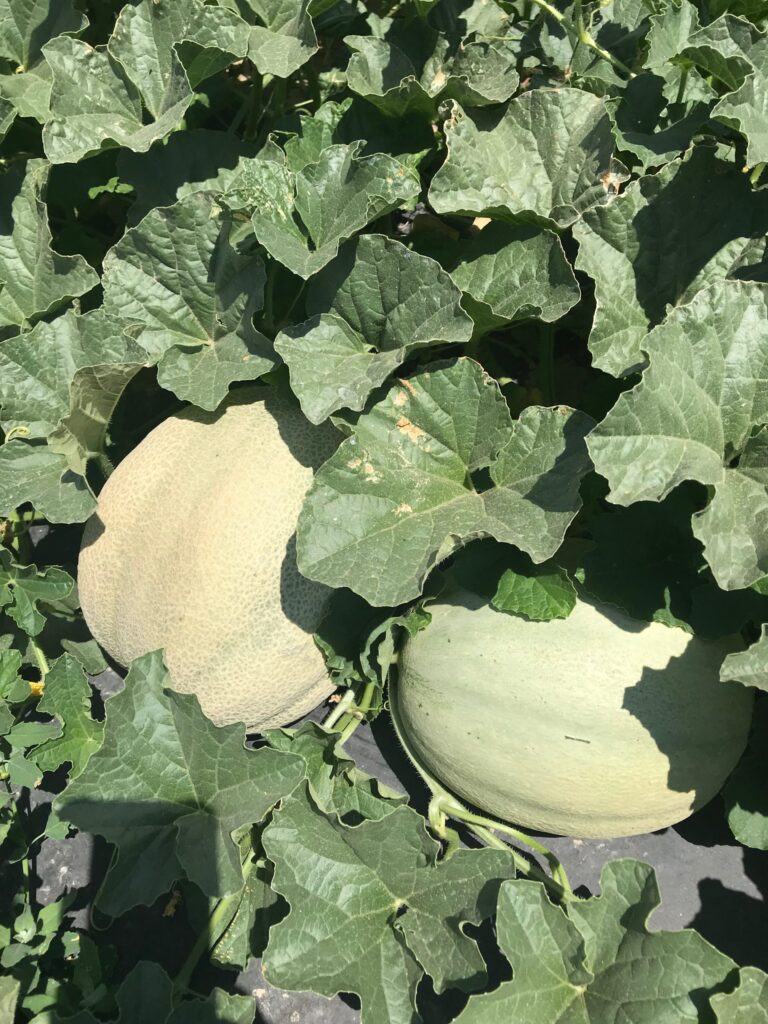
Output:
[395, 587, 754, 838]
[78, 387, 338, 731]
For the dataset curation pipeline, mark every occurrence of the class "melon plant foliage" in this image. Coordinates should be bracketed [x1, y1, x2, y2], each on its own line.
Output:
[1, 0, 768, 1021]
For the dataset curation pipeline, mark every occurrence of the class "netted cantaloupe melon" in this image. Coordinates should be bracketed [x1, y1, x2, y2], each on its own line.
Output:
[78, 387, 338, 730]
[395, 587, 754, 838]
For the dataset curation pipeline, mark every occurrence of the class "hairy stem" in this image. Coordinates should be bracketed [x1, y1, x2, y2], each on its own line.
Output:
[336, 679, 377, 746]
[323, 688, 356, 730]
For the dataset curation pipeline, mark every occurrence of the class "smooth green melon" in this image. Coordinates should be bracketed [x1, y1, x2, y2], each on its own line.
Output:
[78, 387, 337, 730]
[395, 587, 754, 838]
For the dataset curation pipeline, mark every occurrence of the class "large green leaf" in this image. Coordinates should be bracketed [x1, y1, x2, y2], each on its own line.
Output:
[108, 0, 247, 105]
[0, 160, 98, 336]
[713, 32, 768, 167]
[0, 0, 86, 70]
[573, 147, 768, 377]
[102, 192, 272, 410]
[0, 548, 73, 637]
[276, 234, 472, 422]
[418, 221, 580, 334]
[265, 722, 406, 820]
[232, 0, 318, 78]
[589, 281, 768, 590]
[40, 32, 192, 164]
[0, 308, 145, 440]
[344, 33, 519, 116]
[118, 129, 257, 225]
[606, 73, 712, 172]
[32, 960, 257, 1024]
[263, 787, 516, 1023]
[712, 966, 768, 1021]
[0, 440, 96, 523]
[724, 701, 768, 849]
[33, 655, 103, 778]
[429, 89, 623, 229]
[721, 624, 768, 691]
[56, 650, 306, 917]
[457, 860, 734, 1023]
[297, 357, 594, 605]
[223, 141, 420, 278]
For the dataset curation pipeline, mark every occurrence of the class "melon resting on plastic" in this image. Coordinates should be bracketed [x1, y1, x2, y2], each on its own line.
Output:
[395, 587, 754, 838]
[78, 387, 337, 731]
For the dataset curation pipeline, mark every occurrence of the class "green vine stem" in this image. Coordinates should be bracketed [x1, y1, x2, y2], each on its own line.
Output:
[388, 669, 574, 901]
[172, 854, 258, 1000]
[323, 687, 356, 730]
[531, 0, 636, 78]
[335, 679, 377, 746]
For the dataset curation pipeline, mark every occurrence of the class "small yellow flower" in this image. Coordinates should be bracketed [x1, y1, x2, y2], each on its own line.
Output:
[162, 890, 182, 917]
[29, 680, 45, 698]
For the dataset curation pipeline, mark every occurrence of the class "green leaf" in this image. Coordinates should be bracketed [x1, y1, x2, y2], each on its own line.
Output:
[0, 440, 96, 523]
[0, 308, 146, 441]
[236, 0, 318, 78]
[276, 234, 473, 422]
[33, 655, 103, 778]
[263, 787, 516, 1022]
[724, 701, 768, 849]
[713, 33, 768, 168]
[297, 358, 594, 605]
[41, 34, 192, 164]
[102, 192, 273, 410]
[32, 960, 257, 1024]
[0, 974, 20, 1022]
[573, 147, 768, 377]
[429, 90, 624, 229]
[712, 966, 768, 1021]
[418, 221, 580, 335]
[55, 650, 305, 917]
[0, 58, 52, 122]
[0, 160, 98, 336]
[0, 649, 24, 700]
[457, 860, 734, 1023]
[265, 721, 406, 820]
[223, 141, 420, 279]
[344, 34, 519, 116]
[0, 549, 73, 637]
[721, 624, 768, 690]
[118, 130, 257, 226]
[492, 565, 577, 620]
[606, 74, 712, 172]
[588, 281, 768, 590]
[0, 0, 86, 70]
[107, 0, 247, 106]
